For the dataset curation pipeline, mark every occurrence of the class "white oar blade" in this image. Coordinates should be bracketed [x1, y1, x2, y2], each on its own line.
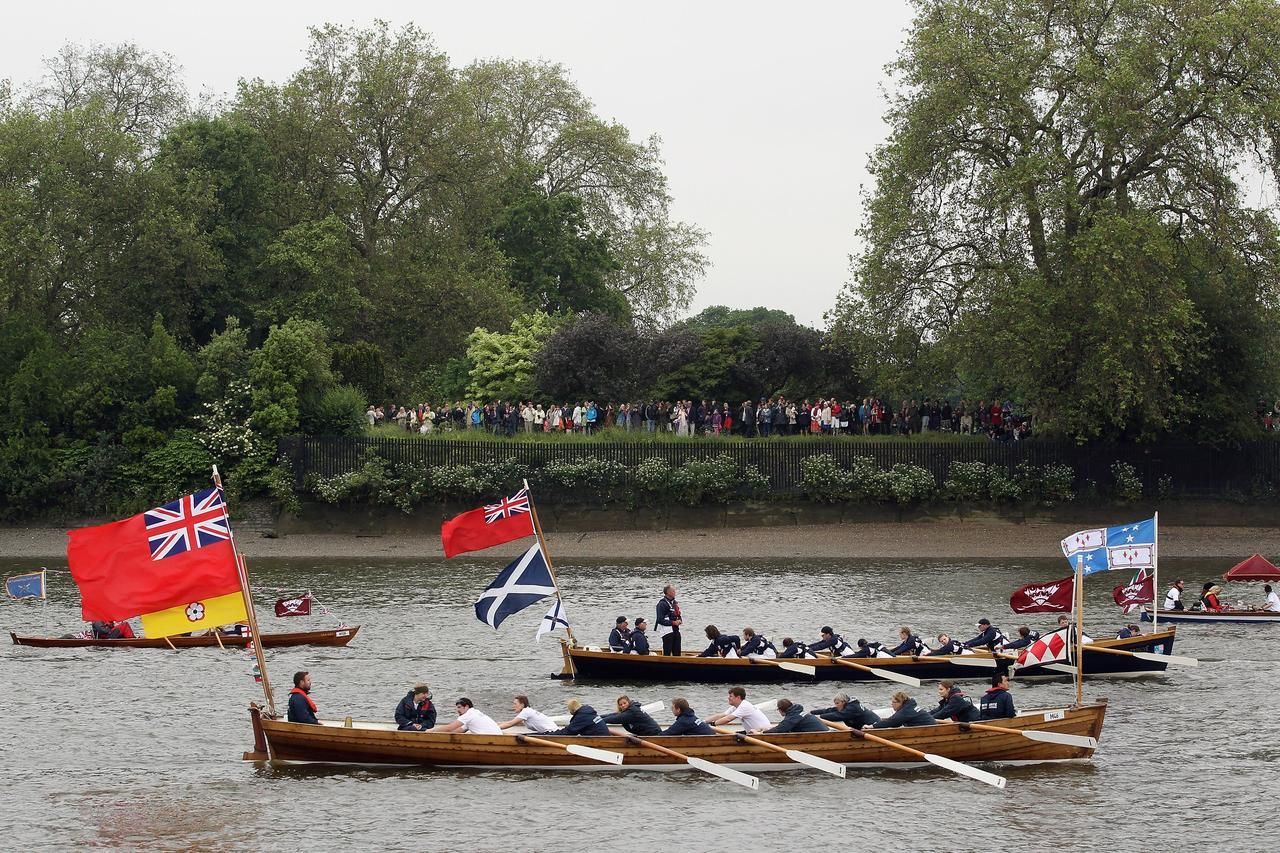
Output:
[785, 749, 846, 777]
[565, 743, 624, 765]
[1019, 729, 1098, 749]
[1038, 663, 1078, 675]
[1132, 651, 1198, 666]
[924, 753, 1007, 789]
[686, 756, 760, 790]
[775, 661, 817, 675]
[640, 700, 665, 713]
[866, 666, 922, 687]
[948, 656, 998, 668]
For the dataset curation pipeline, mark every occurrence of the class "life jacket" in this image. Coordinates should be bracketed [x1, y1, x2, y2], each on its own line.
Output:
[289, 687, 318, 712]
[114, 621, 135, 639]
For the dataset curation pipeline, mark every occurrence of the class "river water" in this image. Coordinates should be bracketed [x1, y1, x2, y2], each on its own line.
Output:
[1, 555, 1273, 851]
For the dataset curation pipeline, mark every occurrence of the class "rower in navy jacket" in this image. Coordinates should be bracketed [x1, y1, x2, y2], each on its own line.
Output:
[608, 616, 632, 652]
[740, 626, 777, 658]
[808, 626, 854, 656]
[550, 699, 610, 736]
[778, 637, 815, 659]
[630, 617, 652, 655]
[888, 626, 925, 656]
[931, 681, 981, 722]
[872, 691, 937, 728]
[698, 624, 742, 657]
[926, 633, 965, 656]
[656, 584, 682, 655]
[1116, 623, 1141, 639]
[1001, 625, 1038, 651]
[978, 673, 1017, 719]
[812, 692, 880, 728]
[663, 697, 715, 735]
[600, 694, 661, 735]
[849, 638, 888, 658]
[962, 618, 1005, 649]
[763, 699, 827, 733]
[394, 683, 437, 730]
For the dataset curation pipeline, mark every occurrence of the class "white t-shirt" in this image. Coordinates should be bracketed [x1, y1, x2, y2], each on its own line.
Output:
[457, 708, 502, 734]
[1266, 591, 1280, 612]
[727, 701, 771, 731]
[516, 707, 557, 733]
[1164, 586, 1182, 609]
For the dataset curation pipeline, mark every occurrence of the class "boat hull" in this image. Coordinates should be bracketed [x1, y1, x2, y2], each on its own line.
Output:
[9, 626, 359, 649]
[558, 630, 1176, 683]
[1141, 607, 1280, 624]
[248, 702, 1106, 770]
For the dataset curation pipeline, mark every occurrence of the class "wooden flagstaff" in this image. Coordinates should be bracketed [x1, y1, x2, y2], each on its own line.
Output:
[213, 465, 277, 717]
[1074, 554, 1085, 707]
[522, 478, 575, 646]
[1152, 512, 1160, 632]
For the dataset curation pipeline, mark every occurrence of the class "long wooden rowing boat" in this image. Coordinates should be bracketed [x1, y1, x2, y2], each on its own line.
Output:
[9, 626, 360, 649]
[244, 701, 1105, 770]
[1141, 607, 1280, 624]
[556, 630, 1177, 683]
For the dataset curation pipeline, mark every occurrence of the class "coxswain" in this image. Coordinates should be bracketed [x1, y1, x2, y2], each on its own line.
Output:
[630, 617, 652, 654]
[706, 686, 771, 732]
[608, 616, 632, 652]
[394, 683, 436, 730]
[763, 699, 827, 733]
[1001, 625, 1038, 651]
[437, 698, 502, 734]
[287, 671, 319, 724]
[1164, 579, 1186, 610]
[1199, 583, 1224, 611]
[549, 699, 610, 736]
[808, 626, 854, 656]
[600, 694, 661, 735]
[930, 680, 980, 722]
[963, 618, 1004, 649]
[978, 673, 1017, 719]
[872, 691, 937, 728]
[1116, 623, 1141, 639]
[497, 694, 558, 733]
[662, 697, 715, 735]
[740, 626, 777, 658]
[1265, 584, 1280, 613]
[656, 584, 683, 656]
[811, 692, 880, 728]
[850, 638, 888, 658]
[698, 625, 742, 658]
[926, 633, 964, 656]
[1055, 614, 1092, 643]
[888, 626, 924, 656]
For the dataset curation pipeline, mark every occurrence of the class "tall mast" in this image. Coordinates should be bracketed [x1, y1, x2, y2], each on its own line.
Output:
[1151, 512, 1160, 632]
[1074, 555, 1084, 707]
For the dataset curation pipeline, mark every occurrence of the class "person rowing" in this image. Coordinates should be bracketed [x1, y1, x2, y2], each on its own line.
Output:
[740, 626, 777, 658]
[849, 638, 890, 658]
[762, 699, 826, 733]
[662, 697, 715, 735]
[811, 692, 880, 728]
[925, 633, 965, 656]
[778, 637, 817, 659]
[699, 624, 742, 658]
[706, 686, 771, 732]
[438, 698, 502, 734]
[1055, 614, 1092, 643]
[808, 626, 855, 656]
[496, 694, 558, 733]
[1001, 625, 1038, 651]
[888, 626, 925, 656]
[1115, 623, 1141, 639]
[962, 618, 1005, 649]
[978, 673, 1017, 719]
[548, 699, 610, 736]
[931, 681, 980, 722]
[871, 691, 937, 728]
[600, 694, 661, 735]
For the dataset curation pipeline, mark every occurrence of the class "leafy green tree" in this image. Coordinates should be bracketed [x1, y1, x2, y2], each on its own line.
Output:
[534, 312, 645, 400]
[249, 318, 333, 439]
[331, 341, 387, 403]
[466, 312, 560, 400]
[831, 0, 1280, 440]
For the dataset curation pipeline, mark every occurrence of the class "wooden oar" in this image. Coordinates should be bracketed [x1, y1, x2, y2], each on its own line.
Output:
[517, 734, 624, 765]
[624, 734, 759, 790]
[711, 726, 846, 777]
[949, 720, 1097, 749]
[834, 657, 922, 687]
[1088, 645, 1198, 667]
[550, 700, 663, 726]
[748, 658, 817, 676]
[821, 720, 1006, 789]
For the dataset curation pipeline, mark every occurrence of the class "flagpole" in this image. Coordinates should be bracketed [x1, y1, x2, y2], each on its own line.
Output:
[1152, 512, 1160, 632]
[522, 478, 575, 646]
[1074, 555, 1084, 707]
[213, 466, 277, 717]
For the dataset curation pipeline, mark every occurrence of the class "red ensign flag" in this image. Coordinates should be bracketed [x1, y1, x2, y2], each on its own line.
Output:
[441, 489, 535, 558]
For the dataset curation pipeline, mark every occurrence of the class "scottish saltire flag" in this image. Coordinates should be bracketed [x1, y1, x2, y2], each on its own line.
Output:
[144, 487, 230, 561]
[1061, 517, 1156, 576]
[536, 598, 569, 641]
[6, 570, 46, 600]
[475, 544, 557, 629]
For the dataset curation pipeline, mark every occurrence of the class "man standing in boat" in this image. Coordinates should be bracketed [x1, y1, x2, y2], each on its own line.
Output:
[287, 671, 319, 724]
[656, 585, 682, 656]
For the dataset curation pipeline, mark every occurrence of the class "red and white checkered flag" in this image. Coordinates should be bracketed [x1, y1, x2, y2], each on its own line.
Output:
[1017, 627, 1071, 667]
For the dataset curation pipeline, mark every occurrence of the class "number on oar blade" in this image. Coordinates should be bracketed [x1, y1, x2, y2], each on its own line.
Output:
[784, 749, 846, 777]
[773, 660, 817, 675]
[835, 658, 922, 687]
[565, 743, 624, 764]
[924, 753, 1007, 789]
[1131, 651, 1198, 666]
[686, 756, 760, 790]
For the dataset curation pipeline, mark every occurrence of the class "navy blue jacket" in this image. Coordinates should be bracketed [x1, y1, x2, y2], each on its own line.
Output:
[1116, 627, 1136, 639]
[699, 634, 741, 657]
[394, 692, 437, 730]
[813, 701, 880, 728]
[663, 708, 714, 735]
[963, 626, 1002, 648]
[600, 704, 661, 736]
[287, 690, 318, 725]
[850, 641, 886, 658]
[932, 687, 981, 722]
[608, 626, 632, 652]
[765, 704, 827, 734]
[978, 687, 1017, 719]
[656, 597, 680, 633]
[1001, 631, 1038, 651]
[873, 699, 937, 728]
[930, 639, 965, 656]
[889, 635, 924, 656]
[808, 633, 852, 655]
[779, 641, 812, 659]
[630, 630, 651, 655]
[740, 634, 777, 657]
[551, 705, 610, 736]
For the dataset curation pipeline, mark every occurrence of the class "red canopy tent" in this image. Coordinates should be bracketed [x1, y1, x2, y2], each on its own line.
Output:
[1222, 554, 1280, 582]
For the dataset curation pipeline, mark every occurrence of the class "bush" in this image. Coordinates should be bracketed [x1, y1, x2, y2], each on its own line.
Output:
[800, 454, 854, 502]
[943, 461, 989, 501]
[534, 458, 627, 502]
[632, 458, 672, 503]
[303, 384, 368, 437]
[987, 467, 1023, 502]
[668, 455, 743, 505]
[885, 463, 936, 504]
[1111, 462, 1144, 502]
[849, 456, 892, 502]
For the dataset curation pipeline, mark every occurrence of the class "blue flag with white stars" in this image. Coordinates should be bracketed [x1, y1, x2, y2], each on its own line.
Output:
[1060, 518, 1156, 576]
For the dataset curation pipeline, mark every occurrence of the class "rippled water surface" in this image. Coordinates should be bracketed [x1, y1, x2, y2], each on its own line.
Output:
[1, 555, 1272, 851]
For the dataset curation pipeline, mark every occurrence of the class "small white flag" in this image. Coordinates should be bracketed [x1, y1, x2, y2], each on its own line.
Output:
[536, 598, 569, 641]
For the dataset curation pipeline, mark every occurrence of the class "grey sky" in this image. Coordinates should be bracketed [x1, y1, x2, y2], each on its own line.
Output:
[6, 1, 917, 327]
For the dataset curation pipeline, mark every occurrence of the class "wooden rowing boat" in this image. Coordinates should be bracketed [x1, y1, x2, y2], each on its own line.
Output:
[556, 630, 1177, 683]
[9, 626, 360, 649]
[244, 700, 1106, 769]
[1141, 607, 1280, 624]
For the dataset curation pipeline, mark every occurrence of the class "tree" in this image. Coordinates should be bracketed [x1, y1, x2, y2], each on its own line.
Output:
[248, 318, 334, 439]
[533, 313, 644, 400]
[831, 0, 1280, 440]
[466, 312, 560, 400]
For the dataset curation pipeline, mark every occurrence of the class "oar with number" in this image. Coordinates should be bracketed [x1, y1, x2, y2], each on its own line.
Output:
[833, 657, 922, 687]
[946, 720, 1098, 749]
[516, 734, 624, 765]
[711, 725, 846, 777]
[821, 720, 1006, 789]
[1087, 645, 1199, 667]
[624, 734, 759, 790]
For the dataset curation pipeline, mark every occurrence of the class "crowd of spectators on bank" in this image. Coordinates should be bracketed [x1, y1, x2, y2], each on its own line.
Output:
[365, 397, 1034, 441]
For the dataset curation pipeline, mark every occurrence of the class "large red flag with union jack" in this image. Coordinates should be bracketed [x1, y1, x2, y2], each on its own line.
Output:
[440, 488, 535, 558]
[67, 487, 240, 621]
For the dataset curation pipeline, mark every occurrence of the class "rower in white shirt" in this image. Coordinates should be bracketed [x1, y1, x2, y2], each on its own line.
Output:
[496, 694, 558, 733]
[705, 687, 772, 733]
[437, 697, 502, 734]
[1265, 584, 1280, 613]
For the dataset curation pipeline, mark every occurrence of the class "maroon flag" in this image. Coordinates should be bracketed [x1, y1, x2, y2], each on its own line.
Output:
[1113, 569, 1154, 608]
[1010, 576, 1075, 613]
[274, 593, 312, 617]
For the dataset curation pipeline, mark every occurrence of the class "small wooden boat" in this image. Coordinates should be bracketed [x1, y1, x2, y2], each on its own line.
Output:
[10, 626, 360, 649]
[244, 700, 1105, 770]
[1141, 607, 1280, 625]
[556, 629, 1178, 683]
